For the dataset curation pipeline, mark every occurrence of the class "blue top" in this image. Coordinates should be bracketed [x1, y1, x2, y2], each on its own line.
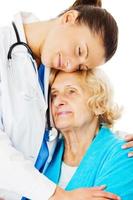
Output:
[45, 127, 133, 199]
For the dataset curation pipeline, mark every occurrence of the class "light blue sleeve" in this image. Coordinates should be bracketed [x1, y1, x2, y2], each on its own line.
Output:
[94, 142, 133, 200]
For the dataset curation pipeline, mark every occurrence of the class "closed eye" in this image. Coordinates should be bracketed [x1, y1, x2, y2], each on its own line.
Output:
[85, 43, 89, 59]
[79, 47, 82, 56]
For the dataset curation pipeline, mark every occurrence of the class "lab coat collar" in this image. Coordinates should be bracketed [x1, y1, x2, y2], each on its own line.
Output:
[10, 12, 39, 70]
[13, 12, 39, 43]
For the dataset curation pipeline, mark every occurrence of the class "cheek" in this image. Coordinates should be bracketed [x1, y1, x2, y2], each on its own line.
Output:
[51, 104, 55, 118]
[41, 44, 50, 66]
[75, 101, 90, 119]
[41, 33, 59, 65]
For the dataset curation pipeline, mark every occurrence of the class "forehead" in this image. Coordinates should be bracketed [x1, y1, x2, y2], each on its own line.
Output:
[52, 72, 82, 89]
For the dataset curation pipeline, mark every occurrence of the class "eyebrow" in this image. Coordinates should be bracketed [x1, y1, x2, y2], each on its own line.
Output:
[85, 43, 89, 59]
[51, 88, 57, 93]
[51, 85, 80, 92]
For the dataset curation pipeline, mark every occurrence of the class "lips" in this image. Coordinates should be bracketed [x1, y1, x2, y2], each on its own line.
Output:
[56, 52, 63, 69]
[54, 52, 72, 71]
[57, 53, 67, 71]
[56, 111, 72, 117]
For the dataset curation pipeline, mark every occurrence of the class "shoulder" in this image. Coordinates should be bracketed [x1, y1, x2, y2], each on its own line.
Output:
[95, 126, 133, 168]
[0, 25, 12, 61]
[0, 25, 12, 43]
[95, 126, 133, 176]
[98, 127, 127, 154]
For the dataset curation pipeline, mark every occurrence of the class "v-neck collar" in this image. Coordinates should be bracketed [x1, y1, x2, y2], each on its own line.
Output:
[45, 127, 115, 189]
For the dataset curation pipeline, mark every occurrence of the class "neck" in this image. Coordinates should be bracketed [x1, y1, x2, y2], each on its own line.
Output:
[62, 119, 99, 166]
[23, 19, 57, 66]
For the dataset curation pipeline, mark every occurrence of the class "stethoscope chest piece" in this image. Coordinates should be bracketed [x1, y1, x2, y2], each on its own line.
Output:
[47, 128, 58, 142]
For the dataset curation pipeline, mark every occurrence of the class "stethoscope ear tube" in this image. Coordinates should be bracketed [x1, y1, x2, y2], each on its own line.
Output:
[7, 22, 35, 60]
[7, 41, 35, 60]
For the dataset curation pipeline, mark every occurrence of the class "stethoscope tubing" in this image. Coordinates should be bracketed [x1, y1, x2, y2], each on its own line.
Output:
[7, 22, 35, 60]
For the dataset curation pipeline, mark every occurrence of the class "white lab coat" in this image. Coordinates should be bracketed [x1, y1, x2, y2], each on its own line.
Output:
[0, 12, 57, 200]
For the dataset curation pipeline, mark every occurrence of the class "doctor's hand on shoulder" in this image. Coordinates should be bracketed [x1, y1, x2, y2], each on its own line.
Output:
[49, 186, 120, 200]
[122, 134, 133, 157]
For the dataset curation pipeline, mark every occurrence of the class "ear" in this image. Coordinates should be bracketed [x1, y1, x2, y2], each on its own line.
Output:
[60, 10, 79, 25]
[94, 107, 105, 116]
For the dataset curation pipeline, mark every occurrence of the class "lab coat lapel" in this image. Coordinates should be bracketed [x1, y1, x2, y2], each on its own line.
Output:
[13, 12, 39, 43]
[11, 12, 47, 110]
[6, 12, 49, 159]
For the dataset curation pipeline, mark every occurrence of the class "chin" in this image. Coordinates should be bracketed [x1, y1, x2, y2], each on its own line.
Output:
[41, 56, 50, 68]
[55, 123, 71, 131]
[58, 127, 72, 133]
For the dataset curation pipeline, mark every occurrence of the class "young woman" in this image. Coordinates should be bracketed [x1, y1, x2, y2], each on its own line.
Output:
[0, 0, 130, 199]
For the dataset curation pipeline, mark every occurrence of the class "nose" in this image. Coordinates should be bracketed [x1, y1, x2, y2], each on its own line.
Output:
[52, 94, 67, 108]
[64, 58, 85, 72]
[63, 60, 75, 72]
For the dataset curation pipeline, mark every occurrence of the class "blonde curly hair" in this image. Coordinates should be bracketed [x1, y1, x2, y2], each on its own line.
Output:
[50, 68, 122, 127]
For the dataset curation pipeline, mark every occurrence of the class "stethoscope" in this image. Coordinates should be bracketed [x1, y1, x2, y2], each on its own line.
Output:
[7, 22, 35, 60]
[7, 22, 58, 141]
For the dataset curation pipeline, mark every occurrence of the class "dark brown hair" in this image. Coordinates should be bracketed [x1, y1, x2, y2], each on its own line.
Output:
[60, 0, 118, 62]
[71, 0, 102, 8]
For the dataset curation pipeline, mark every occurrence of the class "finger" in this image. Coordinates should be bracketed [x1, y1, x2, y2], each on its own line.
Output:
[87, 187, 103, 191]
[128, 151, 133, 157]
[92, 198, 119, 200]
[93, 198, 117, 200]
[93, 191, 121, 200]
[122, 141, 133, 149]
[124, 134, 133, 142]
[92, 198, 107, 200]
[87, 186, 106, 192]
[93, 185, 107, 190]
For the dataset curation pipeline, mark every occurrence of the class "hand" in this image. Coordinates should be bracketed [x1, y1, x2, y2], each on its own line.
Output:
[122, 134, 133, 157]
[50, 185, 120, 200]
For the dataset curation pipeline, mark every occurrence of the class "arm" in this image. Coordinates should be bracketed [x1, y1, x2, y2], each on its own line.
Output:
[0, 75, 56, 199]
[0, 127, 56, 199]
[50, 186, 120, 200]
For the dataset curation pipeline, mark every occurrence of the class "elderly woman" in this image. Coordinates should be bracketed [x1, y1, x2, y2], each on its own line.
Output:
[45, 69, 133, 200]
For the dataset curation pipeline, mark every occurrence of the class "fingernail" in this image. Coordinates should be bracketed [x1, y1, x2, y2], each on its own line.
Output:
[117, 197, 121, 200]
[125, 135, 129, 139]
[121, 145, 126, 149]
[100, 185, 106, 188]
[128, 153, 133, 157]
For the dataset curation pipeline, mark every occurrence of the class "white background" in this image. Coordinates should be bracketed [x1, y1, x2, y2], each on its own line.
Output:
[0, 0, 133, 133]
